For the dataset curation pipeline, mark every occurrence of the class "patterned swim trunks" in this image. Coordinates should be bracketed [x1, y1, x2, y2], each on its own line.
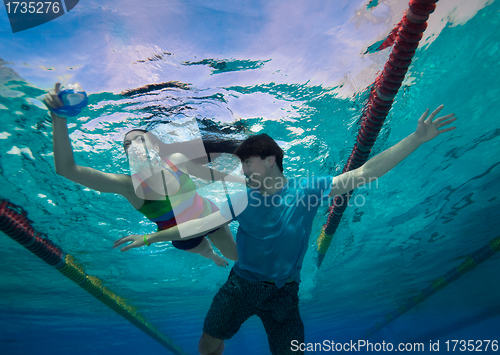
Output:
[203, 270, 304, 355]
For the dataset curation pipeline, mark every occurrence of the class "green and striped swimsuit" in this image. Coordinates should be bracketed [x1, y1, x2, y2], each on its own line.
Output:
[137, 158, 219, 250]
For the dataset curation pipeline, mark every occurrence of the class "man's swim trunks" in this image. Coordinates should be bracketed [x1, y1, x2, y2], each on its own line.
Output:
[203, 270, 304, 355]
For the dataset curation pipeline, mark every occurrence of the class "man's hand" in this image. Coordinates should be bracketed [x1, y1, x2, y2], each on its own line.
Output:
[414, 105, 457, 144]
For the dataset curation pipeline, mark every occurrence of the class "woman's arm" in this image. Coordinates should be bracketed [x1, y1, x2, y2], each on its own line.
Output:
[329, 105, 457, 197]
[45, 83, 136, 198]
[113, 211, 231, 251]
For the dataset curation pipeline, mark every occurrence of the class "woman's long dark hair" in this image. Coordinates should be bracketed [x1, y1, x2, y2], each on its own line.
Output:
[124, 129, 243, 155]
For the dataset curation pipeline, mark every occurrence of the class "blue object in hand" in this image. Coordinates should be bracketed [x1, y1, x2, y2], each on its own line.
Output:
[50, 83, 88, 118]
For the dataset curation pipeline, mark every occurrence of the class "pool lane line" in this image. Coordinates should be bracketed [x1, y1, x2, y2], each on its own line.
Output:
[0, 199, 188, 355]
[362, 235, 500, 339]
[316, 0, 440, 266]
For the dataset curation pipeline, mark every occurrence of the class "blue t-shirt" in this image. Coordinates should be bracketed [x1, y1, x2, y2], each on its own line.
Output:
[220, 176, 332, 288]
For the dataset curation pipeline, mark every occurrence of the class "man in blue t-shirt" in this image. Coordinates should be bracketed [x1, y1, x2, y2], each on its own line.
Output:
[114, 106, 457, 355]
[198, 106, 456, 355]
[200, 135, 334, 354]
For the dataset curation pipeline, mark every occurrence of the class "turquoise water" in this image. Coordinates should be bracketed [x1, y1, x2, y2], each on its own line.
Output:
[1, 1, 500, 354]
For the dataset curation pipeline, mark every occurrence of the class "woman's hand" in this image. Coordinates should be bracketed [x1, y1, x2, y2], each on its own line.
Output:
[113, 234, 146, 252]
[414, 105, 457, 144]
[43, 83, 64, 110]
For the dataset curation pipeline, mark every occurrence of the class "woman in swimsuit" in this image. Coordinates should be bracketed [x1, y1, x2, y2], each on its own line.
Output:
[44, 83, 241, 266]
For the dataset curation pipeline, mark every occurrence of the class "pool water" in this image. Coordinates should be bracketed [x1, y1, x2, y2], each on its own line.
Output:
[1, 1, 499, 354]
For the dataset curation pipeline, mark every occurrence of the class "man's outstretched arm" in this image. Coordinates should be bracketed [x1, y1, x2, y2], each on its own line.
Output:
[329, 105, 457, 197]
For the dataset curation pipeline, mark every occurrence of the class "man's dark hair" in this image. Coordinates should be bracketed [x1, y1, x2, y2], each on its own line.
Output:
[234, 133, 284, 173]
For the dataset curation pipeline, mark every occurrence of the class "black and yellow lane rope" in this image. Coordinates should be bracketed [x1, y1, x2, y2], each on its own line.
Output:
[0, 199, 188, 355]
[363, 235, 500, 338]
